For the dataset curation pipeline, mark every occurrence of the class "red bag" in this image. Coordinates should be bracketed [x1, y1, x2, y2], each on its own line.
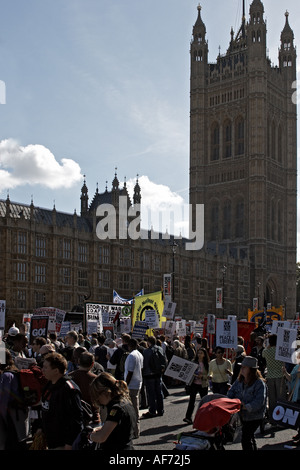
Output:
[17, 365, 48, 407]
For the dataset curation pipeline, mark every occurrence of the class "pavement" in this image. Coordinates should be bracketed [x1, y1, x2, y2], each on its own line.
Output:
[133, 384, 300, 452]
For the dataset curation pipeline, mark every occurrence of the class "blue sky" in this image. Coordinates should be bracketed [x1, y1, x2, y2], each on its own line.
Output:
[0, 0, 299, 252]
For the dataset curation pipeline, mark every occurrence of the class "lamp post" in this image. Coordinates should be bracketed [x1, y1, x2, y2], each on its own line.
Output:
[257, 282, 261, 310]
[171, 240, 178, 303]
[221, 265, 227, 318]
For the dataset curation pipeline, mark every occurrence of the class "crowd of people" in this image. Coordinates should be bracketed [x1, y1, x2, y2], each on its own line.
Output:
[0, 323, 299, 451]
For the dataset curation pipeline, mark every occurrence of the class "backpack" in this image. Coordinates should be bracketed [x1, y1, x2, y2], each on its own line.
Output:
[11, 365, 48, 408]
[149, 346, 167, 375]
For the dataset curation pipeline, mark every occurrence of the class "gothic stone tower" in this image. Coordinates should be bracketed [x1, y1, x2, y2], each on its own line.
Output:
[189, 1, 297, 315]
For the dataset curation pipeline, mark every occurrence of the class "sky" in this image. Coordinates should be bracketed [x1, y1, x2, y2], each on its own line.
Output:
[0, 0, 299, 254]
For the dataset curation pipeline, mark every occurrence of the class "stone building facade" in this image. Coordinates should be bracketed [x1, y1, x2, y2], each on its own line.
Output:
[189, 1, 297, 316]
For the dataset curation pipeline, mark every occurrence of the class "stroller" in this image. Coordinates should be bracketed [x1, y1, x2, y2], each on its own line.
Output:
[175, 394, 241, 451]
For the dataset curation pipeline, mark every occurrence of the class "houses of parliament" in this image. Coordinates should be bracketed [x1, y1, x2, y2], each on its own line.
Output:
[0, 1, 297, 326]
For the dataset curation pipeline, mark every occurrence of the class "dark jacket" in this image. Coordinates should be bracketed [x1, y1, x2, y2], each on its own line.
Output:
[41, 376, 83, 448]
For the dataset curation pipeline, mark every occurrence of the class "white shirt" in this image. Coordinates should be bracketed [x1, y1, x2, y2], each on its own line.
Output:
[124, 349, 144, 390]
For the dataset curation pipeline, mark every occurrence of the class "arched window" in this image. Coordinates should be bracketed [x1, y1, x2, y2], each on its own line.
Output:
[271, 200, 276, 240]
[223, 200, 231, 239]
[271, 121, 276, 159]
[235, 199, 244, 238]
[235, 116, 244, 156]
[278, 201, 282, 243]
[211, 122, 220, 161]
[223, 119, 232, 158]
[278, 125, 282, 163]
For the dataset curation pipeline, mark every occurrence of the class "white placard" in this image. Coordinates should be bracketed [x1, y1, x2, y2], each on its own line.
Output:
[145, 309, 159, 328]
[164, 356, 198, 384]
[164, 320, 176, 338]
[207, 314, 215, 334]
[275, 327, 298, 364]
[216, 319, 237, 349]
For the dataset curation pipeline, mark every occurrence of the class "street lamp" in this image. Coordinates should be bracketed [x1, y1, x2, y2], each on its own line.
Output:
[171, 240, 178, 303]
[221, 265, 227, 318]
[257, 282, 261, 310]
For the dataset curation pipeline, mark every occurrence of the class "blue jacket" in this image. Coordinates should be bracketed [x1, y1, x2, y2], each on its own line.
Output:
[227, 377, 267, 421]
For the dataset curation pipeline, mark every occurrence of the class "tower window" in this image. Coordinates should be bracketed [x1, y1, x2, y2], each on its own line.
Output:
[223, 120, 232, 158]
[235, 117, 244, 156]
[211, 122, 220, 160]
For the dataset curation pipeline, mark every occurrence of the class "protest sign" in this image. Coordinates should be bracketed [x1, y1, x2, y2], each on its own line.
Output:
[164, 356, 198, 384]
[29, 315, 49, 345]
[145, 309, 159, 329]
[216, 319, 237, 349]
[275, 327, 298, 364]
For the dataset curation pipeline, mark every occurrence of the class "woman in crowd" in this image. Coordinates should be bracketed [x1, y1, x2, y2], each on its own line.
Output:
[227, 356, 267, 451]
[208, 347, 233, 395]
[89, 371, 136, 450]
[183, 347, 210, 424]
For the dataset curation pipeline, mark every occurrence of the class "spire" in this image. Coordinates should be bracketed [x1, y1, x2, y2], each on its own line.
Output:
[112, 167, 119, 191]
[80, 174, 89, 216]
[133, 174, 141, 205]
[192, 4, 206, 42]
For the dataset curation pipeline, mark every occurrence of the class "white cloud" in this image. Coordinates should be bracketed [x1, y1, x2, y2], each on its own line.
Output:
[0, 139, 82, 190]
[126, 175, 189, 237]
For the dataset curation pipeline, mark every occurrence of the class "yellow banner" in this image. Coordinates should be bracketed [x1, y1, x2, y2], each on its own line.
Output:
[132, 291, 166, 330]
[247, 306, 284, 325]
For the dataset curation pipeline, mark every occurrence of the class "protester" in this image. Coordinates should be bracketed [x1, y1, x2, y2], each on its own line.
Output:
[8, 333, 28, 361]
[228, 356, 267, 451]
[250, 336, 266, 376]
[89, 372, 136, 450]
[30, 337, 47, 365]
[68, 352, 101, 425]
[172, 339, 188, 359]
[184, 335, 196, 361]
[231, 345, 246, 383]
[40, 352, 83, 450]
[94, 334, 109, 370]
[282, 349, 300, 445]
[48, 332, 64, 352]
[142, 336, 166, 418]
[106, 340, 118, 376]
[0, 350, 29, 450]
[262, 334, 286, 420]
[183, 347, 210, 424]
[124, 337, 144, 438]
[208, 347, 233, 395]
[109, 333, 131, 380]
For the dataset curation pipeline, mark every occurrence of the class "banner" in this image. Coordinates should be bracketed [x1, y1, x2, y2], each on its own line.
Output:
[216, 288, 222, 309]
[113, 289, 144, 304]
[272, 401, 300, 429]
[85, 302, 132, 332]
[163, 274, 172, 303]
[132, 291, 166, 329]
[33, 307, 66, 333]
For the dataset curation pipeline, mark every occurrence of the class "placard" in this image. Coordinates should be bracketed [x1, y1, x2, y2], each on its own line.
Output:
[164, 356, 198, 384]
[216, 319, 237, 349]
[275, 327, 298, 364]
